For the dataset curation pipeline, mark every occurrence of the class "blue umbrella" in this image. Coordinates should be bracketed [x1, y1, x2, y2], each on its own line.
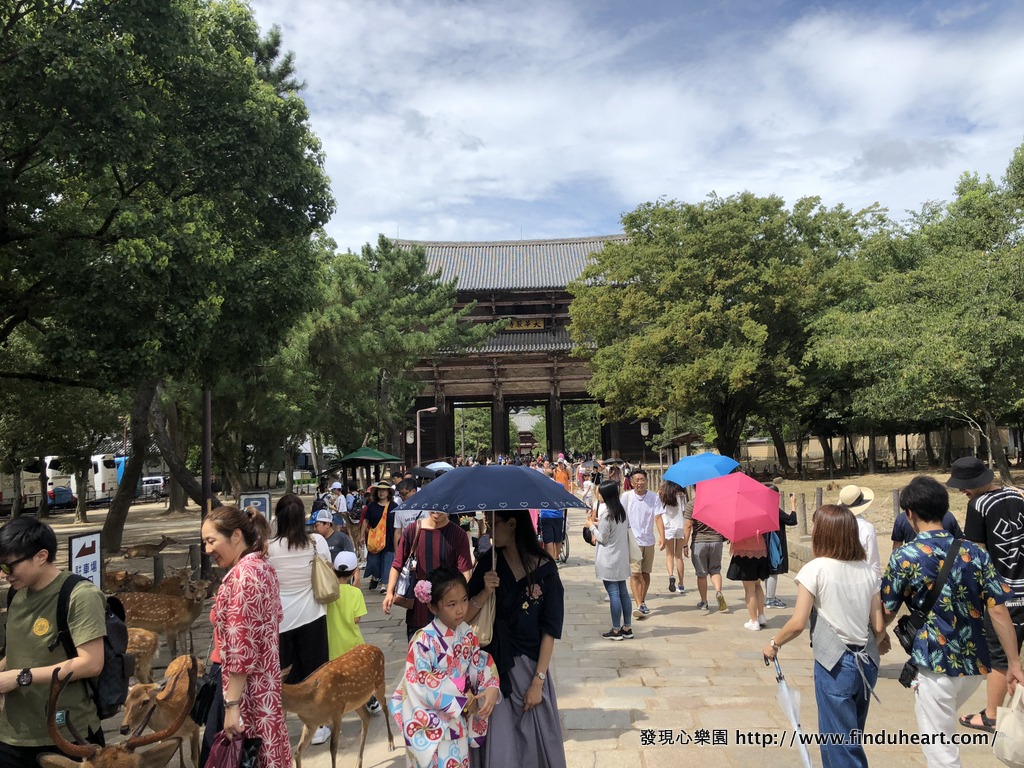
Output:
[392, 465, 589, 514]
[663, 453, 740, 488]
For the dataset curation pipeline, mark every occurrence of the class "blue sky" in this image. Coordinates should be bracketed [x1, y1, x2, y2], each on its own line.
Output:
[248, 0, 1024, 253]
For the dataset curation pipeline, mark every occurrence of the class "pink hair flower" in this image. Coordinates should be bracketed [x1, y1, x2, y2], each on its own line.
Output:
[414, 580, 433, 604]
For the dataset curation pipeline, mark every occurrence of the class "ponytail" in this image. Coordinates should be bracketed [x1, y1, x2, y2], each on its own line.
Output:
[206, 504, 270, 556]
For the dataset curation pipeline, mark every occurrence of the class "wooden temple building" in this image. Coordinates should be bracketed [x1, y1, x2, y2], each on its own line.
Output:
[397, 236, 655, 464]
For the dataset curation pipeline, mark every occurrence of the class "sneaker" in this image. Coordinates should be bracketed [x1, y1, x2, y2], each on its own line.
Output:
[668, 577, 677, 593]
[633, 607, 644, 619]
[677, 584, 686, 596]
[639, 603, 651, 616]
[368, 577, 379, 591]
[743, 620, 762, 631]
[619, 627, 634, 639]
[379, 586, 387, 595]
[758, 613, 767, 627]
[766, 597, 787, 609]
[696, 600, 709, 612]
[310, 725, 331, 745]
[365, 696, 382, 714]
[602, 629, 623, 641]
[716, 591, 728, 612]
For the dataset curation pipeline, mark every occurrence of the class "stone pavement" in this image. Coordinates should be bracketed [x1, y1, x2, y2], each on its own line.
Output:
[300, 507, 1004, 768]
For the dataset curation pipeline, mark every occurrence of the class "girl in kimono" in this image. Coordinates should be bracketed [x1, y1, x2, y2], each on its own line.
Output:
[390, 566, 501, 768]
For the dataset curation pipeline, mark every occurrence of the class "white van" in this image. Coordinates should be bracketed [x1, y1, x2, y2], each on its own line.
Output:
[141, 476, 166, 499]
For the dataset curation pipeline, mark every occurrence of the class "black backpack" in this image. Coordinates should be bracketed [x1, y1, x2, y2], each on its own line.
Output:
[7, 574, 134, 719]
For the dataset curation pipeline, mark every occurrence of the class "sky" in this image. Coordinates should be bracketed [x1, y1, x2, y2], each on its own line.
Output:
[247, 0, 1024, 253]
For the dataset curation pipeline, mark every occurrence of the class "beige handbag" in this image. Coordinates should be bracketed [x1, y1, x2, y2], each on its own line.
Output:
[471, 517, 497, 645]
[311, 553, 339, 605]
[995, 685, 1024, 767]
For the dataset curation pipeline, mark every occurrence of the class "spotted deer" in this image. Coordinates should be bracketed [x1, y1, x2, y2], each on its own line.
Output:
[152, 567, 197, 596]
[123, 535, 177, 559]
[281, 643, 394, 768]
[128, 628, 160, 684]
[120, 580, 209, 657]
[38, 659, 196, 768]
[120, 656, 202, 768]
[104, 568, 154, 593]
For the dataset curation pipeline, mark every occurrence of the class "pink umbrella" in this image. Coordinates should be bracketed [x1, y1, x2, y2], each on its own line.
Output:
[693, 473, 780, 542]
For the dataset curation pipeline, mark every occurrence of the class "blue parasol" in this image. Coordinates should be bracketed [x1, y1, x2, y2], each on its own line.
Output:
[391, 465, 589, 513]
[662, 453, 739, 488]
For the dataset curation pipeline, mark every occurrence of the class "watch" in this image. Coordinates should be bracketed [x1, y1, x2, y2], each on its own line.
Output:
[16, 668, 32, 687]
[769, 638, 780, 651]
[534, 671, 547, 682]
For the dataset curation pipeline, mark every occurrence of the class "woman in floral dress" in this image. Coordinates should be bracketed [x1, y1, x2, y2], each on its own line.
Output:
[202, 505, 292, 767]
[467, 510, 566, 768]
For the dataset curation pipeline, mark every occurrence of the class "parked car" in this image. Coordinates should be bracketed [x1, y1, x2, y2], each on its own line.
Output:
[141, 476, 167, 499]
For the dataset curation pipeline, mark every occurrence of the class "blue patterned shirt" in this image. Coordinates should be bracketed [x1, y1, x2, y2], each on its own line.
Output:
[882, 530, 1010, 676]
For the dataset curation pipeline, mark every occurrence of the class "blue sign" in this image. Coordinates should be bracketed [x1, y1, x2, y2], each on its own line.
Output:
[237, 492, 272, 518]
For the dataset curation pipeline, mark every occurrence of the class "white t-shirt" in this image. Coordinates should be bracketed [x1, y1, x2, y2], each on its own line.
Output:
[395, 507, 425, 529]
[266, 533, 331, 632]
[856, 517, 881, 583]
[795, 558, 877, 647]
[621, 490, 663, 546]
[660, 493, 686, 536]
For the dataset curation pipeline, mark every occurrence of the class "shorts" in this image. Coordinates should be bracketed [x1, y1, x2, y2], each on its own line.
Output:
[691, 541, 723, 577]
[726, 555, 770, 582]
[539, 518, 564, 544]
[630, 544, 656, 575]
[984, 601, 1024, 669]
[663, 527, 686, 540]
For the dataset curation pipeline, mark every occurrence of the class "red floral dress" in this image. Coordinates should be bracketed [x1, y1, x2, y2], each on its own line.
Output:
[212, 552, 293, 767]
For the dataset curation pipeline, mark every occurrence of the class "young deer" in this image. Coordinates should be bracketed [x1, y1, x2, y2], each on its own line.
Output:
[123, 535, 178, 559]
[281, 643, 394, 768]
[38, 659, 196, 768]
[104, 569, 154, 593]
[128, 628, 160, 684]
[120, 656, 202, 768]
[120, 580, 209, 657]
[152, 567, 196, 596]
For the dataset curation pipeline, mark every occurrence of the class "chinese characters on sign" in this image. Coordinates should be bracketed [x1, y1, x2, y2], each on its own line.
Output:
[505, 318, 546, 331]
[68, 531, 102, 587]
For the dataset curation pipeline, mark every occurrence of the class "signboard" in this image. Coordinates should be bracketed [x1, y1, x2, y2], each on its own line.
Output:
[237, 492, 272, 519]
[68, 531, 102, 587]
[505, 318, 545, 331]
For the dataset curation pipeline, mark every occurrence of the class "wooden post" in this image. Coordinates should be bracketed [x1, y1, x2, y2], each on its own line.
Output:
[798, 492, 809, 538]
[189, 544, 201, 577]
[153, 554, 165, 585]
[892, 489, 901, 519]
[815, 486, 823, 513]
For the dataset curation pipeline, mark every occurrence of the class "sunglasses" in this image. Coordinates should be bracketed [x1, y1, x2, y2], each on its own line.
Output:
[0, 554, 34, 575]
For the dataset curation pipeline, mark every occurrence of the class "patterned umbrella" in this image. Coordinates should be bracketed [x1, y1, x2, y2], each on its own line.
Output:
[392, 465, 589, 514]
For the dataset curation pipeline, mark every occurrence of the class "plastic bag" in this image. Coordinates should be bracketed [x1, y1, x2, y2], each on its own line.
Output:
[206, 731, 262, 768]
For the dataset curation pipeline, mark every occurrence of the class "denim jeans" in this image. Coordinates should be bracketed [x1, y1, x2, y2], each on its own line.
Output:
[603, 579, 632, 629]
[364, 550, 394, 583]
[814, 653, 877, 768]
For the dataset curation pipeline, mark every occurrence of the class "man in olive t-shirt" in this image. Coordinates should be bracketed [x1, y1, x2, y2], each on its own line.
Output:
[0, 517, 106, 767]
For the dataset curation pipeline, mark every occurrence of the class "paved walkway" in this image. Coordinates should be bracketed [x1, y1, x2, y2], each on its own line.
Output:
[299, 508, 1004, 768]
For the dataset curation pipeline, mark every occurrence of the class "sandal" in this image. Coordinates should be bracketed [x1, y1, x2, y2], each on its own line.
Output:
[958, 710, 997, 733]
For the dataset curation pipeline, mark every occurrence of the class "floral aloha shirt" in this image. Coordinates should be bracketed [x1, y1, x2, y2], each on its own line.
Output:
[882, 530, 1011, 676]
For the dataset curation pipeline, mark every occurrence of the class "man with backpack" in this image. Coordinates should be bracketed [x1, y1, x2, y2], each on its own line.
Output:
[0, 517, 107, 766]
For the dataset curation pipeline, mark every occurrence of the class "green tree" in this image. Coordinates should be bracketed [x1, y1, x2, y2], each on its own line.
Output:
[569, 194, 875, 458]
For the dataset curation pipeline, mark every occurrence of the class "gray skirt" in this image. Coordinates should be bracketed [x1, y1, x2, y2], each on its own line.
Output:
[471, 654, 567, 768]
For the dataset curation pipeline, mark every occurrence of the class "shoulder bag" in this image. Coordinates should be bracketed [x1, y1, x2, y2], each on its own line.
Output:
[393, 522, 423, 610]
[471, 537, 498, 645]
[893, 537, 962, 687]
[311, 544, 339, 605]
[190, 636, 217, 725]
[366, 502, 390, 554]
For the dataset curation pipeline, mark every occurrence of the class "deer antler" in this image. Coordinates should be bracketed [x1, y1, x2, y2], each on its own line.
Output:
[124, 655, 198, 750]
[46, 669, 99, 759]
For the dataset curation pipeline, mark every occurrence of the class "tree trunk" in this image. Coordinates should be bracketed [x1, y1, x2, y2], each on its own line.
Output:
[887, 433, 898, 468]
[985, 409, 1013, 483]
[283, 445, 295, 495]
[846, 434, 861, 472]
[867, 430, 877, 474]
[36, 458, 49, 519]
[102, 381, 157, 552]
[795, 434, 805, 475]
[710, 398, 745, 460]
[817, 434, 836, 473]
[165, 399, 189, 513]
[10, 457, 24, 517]
[924, 428, 938, 467]
[151, 387, 223, 512]
[765, 422, 793, 473]
[74, 466, 89, 524]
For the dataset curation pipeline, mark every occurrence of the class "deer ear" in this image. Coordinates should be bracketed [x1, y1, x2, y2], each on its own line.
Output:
[137, 739, 182, 768]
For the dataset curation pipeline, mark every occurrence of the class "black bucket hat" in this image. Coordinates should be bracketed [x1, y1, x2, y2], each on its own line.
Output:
[945, 457, 994, 490]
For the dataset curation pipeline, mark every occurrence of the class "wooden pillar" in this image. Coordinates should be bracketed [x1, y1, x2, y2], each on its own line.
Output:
[547, 390, 565, 459]
[491, 384, 508, 458]
[434, 388, 454, 462]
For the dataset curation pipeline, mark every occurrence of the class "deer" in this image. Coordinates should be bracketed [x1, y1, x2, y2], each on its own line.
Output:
[38, 658, 196, 768]
[120, 656, 202, 768]
[123, 535, 178, 559]
[152, 567, 197, 596]
[120, 580, 209, 657]
[128, 628, 160, 684]
[104, 568, 155, 593]
[281, 643, 394, 768]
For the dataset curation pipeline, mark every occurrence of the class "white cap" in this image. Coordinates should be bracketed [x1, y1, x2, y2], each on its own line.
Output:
[331, 481, 343, 490]
[333, 551, 358, 572]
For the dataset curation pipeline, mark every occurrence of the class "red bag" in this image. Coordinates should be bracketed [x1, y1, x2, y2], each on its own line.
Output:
[206, 731, 261, 768]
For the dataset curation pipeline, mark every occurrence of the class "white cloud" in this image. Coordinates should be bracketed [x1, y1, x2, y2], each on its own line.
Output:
[249, 0, 1024, 250]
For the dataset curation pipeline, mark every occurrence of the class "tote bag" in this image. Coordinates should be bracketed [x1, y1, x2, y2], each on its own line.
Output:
[311, 553, 339, 605]
[995, 685, 1024, 767]
[471, 531, 498, 646]
[366, 503, 390, 554]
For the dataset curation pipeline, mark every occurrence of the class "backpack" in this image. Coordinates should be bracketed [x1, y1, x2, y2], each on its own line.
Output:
[7, 574, 134, 719]
[767, 531, 783, 570]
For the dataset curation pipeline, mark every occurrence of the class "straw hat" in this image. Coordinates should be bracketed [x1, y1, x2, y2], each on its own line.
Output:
[838, 484, 874, 515]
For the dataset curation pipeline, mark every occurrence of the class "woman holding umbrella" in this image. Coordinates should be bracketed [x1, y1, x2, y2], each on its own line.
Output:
[467, 510, 566, 768]
[762, 504, 886, 768]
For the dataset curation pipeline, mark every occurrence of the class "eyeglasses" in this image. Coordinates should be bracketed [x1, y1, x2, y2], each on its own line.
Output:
[0, 554, 34, 575]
